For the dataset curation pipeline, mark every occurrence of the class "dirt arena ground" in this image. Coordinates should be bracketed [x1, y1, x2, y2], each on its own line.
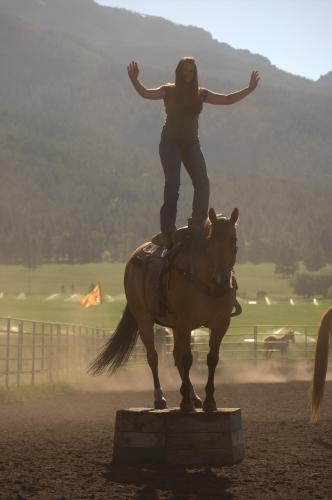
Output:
[1, 370, 332, 500]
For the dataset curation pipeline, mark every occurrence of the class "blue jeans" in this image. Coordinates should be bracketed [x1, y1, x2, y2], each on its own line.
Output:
[159, 134, 210, 234]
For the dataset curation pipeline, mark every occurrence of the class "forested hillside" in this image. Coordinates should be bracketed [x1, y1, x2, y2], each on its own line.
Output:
[0, 0, 331, 268]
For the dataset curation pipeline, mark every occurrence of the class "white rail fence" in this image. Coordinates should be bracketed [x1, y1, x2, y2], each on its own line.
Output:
[0, 317, 318, 388]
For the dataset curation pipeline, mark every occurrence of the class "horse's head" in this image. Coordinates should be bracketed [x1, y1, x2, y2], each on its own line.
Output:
[289, 330, 296, 343]
[206, 207, 239, 286]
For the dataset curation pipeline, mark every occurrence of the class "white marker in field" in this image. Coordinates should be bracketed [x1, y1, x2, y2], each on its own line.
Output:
[66, 294, 83, 302]
[45, 293, 61, 301]
[104, 294, 115, 303]
[290, 298, 295, 306]
[313, 297, 319, 306]
[265, 296, 271, 305]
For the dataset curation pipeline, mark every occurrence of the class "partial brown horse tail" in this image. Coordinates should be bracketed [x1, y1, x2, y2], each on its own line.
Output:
[310, 308, 332, 422]
[89, 304, 139, 375]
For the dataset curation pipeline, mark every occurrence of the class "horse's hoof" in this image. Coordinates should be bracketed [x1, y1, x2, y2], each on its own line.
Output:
[192, 396, 203, 409]
[154, 398, 167, 410]
[180, 400, 196, 413]
[203, 400, 217, 412]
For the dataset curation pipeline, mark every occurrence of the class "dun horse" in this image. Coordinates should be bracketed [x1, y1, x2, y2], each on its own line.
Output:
[90, 208, 240, 412]
[310, 307, 332, 422]
[263, 330, 295, 359]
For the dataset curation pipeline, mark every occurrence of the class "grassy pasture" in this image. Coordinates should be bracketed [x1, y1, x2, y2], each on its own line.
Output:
[0, 262, 330, 329]
[0, 262, 125, 296]
[0, 295, 124, 328]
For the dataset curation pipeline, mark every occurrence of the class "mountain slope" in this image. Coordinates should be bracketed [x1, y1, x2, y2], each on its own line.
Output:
[0, 1, 331, 267]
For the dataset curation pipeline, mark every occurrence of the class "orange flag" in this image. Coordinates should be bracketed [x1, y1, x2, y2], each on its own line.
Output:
[80, 283, 102, 308]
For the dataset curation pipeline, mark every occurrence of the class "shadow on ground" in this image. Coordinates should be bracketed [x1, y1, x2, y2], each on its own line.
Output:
[103, 463, 234, 499]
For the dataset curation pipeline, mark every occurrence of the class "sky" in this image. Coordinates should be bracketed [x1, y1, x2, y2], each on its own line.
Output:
[96, 0, 332, 81]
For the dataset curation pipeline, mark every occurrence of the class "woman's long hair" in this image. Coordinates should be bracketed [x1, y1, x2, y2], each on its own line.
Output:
[174, 56, 203, 116]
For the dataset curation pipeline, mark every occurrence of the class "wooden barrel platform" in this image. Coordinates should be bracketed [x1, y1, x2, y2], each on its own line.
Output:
[113, 408, 244, 466]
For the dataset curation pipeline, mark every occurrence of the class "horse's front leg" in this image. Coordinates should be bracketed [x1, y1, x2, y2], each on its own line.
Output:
[173, 327, 195, 412]
[173, 358, 202, 409]
[203, 319, 230, 412]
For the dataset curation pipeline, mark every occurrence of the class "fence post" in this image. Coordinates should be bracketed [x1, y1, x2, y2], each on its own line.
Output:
[41, 322, 45, 374]
[17, 321, 24, 387]
[93, 329, 98, 368]
[65, 325, 69, 378]
[77, 326, 81, 375]
[95, 329, 100, 363]
[85, 327, 89, 368]
[5, 318, 10, 388]
[49, 324, 54, 383]
[31, 321, 36, 385]
[253, 326, 258, 362]
[56, 324, 61, 379]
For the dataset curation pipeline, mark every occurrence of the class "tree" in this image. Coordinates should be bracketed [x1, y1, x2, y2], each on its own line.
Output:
[290, 272, 332, 298]
[274, 243, 298, 278]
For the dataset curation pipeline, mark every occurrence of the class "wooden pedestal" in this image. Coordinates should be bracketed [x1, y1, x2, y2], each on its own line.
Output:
[113, 408, 244, 466]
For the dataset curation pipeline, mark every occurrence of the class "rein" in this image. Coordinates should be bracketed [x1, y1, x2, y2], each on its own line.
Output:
[171, 263, 234, 298]
[171, 262, 242, 317]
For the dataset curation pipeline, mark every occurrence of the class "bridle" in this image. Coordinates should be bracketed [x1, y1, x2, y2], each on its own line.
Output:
[172, 263, 235, 298]
[168, 233, 241, 317]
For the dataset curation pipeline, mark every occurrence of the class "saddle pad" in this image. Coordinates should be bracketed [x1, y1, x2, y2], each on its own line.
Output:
[132, 245, 168, 314]
[131, 244, 177, 326]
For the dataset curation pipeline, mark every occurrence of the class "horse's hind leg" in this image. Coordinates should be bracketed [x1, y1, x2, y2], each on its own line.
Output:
[139, 319, 167, 409]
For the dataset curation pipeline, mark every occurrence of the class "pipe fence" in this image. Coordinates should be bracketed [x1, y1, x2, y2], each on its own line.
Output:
[0, 317, 110, 388]
[0, 317, 319, 388]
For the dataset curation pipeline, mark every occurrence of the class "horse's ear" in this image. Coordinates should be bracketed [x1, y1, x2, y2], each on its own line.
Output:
[208, 208, 217, 224]
[230, 208, 239, 225]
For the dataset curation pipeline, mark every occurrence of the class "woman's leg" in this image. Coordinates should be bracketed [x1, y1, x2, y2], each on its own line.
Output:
[182, 142, 210, 229]
[159, 139, 182, 234]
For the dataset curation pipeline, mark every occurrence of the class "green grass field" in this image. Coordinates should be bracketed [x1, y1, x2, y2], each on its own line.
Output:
[0, 262, 125, 296]
[0, 262, 330, 329]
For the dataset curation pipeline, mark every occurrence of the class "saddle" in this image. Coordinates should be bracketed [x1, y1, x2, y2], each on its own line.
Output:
[150, 225, 192, 247]
[131, 239, 184, 326]
[131, 224, 194, 325]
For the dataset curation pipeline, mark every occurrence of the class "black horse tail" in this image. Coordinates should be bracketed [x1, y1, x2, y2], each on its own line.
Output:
[89, 304, 139, 375]
[310, 308, 332, 422]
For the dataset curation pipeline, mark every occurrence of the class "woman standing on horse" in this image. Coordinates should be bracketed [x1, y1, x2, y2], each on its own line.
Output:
[127, 57, 260, 248]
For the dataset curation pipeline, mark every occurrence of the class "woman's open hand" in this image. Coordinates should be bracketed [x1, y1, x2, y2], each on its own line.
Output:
[249, 71, 260, 92]
[127, 61, 139, 82]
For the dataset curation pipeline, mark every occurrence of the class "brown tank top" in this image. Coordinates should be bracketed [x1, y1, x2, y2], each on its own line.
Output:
[161, 84, 207, 141]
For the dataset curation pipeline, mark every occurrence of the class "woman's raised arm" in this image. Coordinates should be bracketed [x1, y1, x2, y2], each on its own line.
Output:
[127, 61, 165, 100]
[205, 70, 260, 105]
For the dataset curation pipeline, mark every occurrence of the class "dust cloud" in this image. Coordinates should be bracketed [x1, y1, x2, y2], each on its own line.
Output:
[65, 358, 332, 394]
